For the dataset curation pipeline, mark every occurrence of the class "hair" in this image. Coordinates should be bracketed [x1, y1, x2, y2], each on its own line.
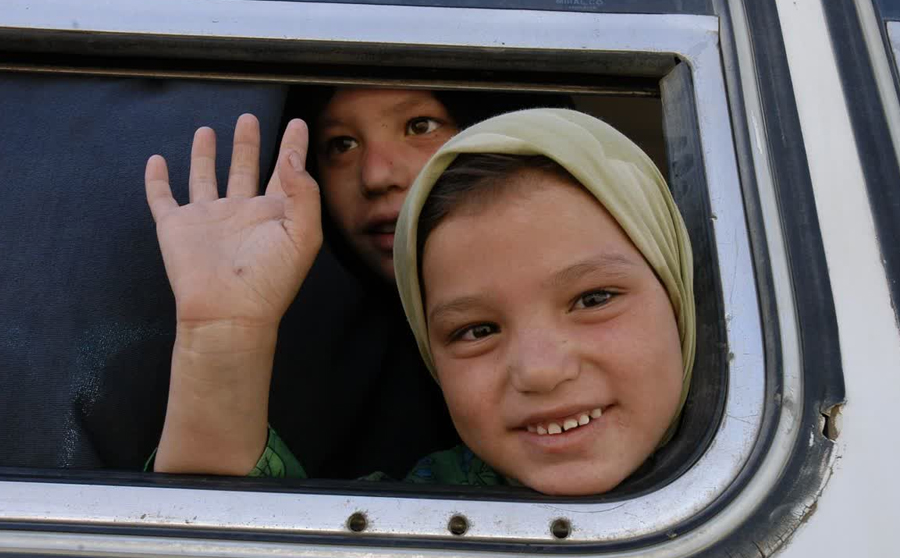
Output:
[416, 153, 581, 268]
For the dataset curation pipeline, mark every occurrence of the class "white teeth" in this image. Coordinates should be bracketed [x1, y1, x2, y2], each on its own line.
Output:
[527, 408, 605, 435]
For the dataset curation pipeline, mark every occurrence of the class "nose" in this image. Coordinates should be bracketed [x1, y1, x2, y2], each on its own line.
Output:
[359, 140, 412, 197]
[508, 328, 579, 394]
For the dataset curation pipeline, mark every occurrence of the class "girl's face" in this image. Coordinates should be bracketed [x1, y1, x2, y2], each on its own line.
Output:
[316, 88, 458, 281]
[422, 171, 684, 496]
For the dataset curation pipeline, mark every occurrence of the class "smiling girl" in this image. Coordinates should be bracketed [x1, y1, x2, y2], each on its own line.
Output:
[390, 108, 696, 494]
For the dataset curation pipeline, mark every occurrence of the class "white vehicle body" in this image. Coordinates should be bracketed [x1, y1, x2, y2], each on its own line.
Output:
[772, 0, 900, 554]
[0, 0, 898, 556]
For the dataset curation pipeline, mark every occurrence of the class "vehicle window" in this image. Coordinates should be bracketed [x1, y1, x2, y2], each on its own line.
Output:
[0, 68, 746, 540]
[0, 74, 682, 475]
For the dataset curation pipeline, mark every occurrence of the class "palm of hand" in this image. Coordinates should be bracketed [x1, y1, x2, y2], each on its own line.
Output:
[146, 116, 322, 328]
[157, 196, 306, 325]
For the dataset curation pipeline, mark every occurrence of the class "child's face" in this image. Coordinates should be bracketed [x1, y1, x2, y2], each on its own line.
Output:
[421, 171, 684, 496]
[316, 88, 458, 281]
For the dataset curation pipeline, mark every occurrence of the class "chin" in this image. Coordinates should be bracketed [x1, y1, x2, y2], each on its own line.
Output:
[515, 468, 628, 497]
[359, 249, 395, 282]
[376, 260, 396, 282]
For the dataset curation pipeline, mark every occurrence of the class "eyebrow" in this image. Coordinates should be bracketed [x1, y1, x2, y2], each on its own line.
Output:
[545, 253, 640, 288]
[428, 296, 486, 325]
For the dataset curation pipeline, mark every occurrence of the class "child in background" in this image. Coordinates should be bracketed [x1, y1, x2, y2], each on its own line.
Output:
[148, 108, 695, 495]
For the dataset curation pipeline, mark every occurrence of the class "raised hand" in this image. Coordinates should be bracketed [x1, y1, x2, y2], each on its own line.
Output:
[149, 115, 322, 474]
[145, 115, 322, 329]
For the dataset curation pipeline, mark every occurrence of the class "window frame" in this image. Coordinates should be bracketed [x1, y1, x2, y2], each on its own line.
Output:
[240, 0, 715, 16]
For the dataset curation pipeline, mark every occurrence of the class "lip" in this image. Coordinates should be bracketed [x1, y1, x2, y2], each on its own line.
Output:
[362, 214, 399, 253]
[368, 231, 395, 252]
[517, 410, 608, 453]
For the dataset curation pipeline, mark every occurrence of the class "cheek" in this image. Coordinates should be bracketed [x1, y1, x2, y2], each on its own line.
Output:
[647, 295, 685, 388]
[581, 288, 681, 397]
[321, 179, 362, 228]
[434, 355, 502, 431]
[611, 297, 684, 420]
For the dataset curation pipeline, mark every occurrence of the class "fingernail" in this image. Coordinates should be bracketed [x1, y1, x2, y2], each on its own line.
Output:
[288, 150, 304, 173]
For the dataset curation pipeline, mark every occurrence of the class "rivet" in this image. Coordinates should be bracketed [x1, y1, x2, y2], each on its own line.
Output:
[347, 512, 367, 533]
[448, 514, 468, 536]
[551, 518, 571, 539]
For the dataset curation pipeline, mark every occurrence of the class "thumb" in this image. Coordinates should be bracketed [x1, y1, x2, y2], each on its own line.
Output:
[277, 148, 323, 251]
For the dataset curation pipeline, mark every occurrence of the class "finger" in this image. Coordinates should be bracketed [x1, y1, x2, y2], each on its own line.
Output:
[277, 146, 322, 249]
[189, 127, 219, 203]
[227, 114, 261, 198]
[145, 155, 179, 222]
[266, 119, 310, 198]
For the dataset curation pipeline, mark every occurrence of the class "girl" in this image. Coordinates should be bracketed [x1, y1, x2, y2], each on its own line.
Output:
[393, 108, 695, 494]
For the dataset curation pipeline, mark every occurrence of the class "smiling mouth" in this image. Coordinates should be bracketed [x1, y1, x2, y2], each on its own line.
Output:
[526, 407, 605, 436]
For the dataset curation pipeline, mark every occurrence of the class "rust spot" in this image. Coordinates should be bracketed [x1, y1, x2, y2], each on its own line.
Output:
[551, 518, 571, 539]
[448, 514, 468, 536]
[822, 403, 844, 441]
[347, 512, 367, 533]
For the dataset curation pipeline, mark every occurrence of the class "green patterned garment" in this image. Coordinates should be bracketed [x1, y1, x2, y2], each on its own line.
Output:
[251, 427, 506, 486]
[146, 427, 505, 485]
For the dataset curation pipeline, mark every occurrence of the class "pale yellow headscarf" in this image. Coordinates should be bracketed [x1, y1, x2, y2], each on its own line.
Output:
[394, 108, 695, 441]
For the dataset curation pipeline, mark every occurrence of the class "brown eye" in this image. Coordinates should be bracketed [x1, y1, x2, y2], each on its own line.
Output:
[455, 323, 499, 342]
[573, 290, 614, 310]
[325, 136, 358, 156]
[406, 117, 441, 136]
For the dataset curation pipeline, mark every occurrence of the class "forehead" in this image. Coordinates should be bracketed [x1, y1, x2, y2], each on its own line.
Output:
[436, 175, 620, 241]
[319, 88, 444, 127]
[422, 174, 644, 289]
